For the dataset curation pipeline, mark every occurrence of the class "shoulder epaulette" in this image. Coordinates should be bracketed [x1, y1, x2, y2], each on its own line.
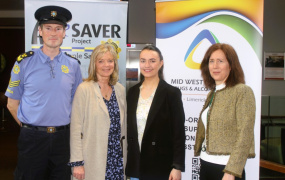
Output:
[65, 52, 81, 65]
[17, 51, 34, 63]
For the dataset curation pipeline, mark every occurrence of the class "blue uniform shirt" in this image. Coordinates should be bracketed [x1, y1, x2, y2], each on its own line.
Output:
[5, 48, 82, 126]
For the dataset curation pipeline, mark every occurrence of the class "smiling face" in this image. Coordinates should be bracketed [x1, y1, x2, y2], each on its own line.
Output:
[39, 24, 66, 49]
[209, 49, 231, 85]
[95, 51, 115, 79]
[139, 49, 163, 80]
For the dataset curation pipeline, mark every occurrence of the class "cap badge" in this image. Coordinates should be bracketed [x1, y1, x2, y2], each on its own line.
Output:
[51, 11, 57, 17]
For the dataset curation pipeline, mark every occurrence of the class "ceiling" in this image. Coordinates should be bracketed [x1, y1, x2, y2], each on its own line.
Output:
[0, 0, 128, 29]
[1, 0, 26, 28]
[0, 0, 24, 10]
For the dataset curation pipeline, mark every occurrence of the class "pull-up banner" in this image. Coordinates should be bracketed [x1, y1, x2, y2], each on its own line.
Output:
[156, 0, 263, 179]
[25, 0, 128, 86]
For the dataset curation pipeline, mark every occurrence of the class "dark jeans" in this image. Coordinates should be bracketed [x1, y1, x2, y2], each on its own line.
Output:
[200, 159, 245, 180]
[14, 127, 71, 180]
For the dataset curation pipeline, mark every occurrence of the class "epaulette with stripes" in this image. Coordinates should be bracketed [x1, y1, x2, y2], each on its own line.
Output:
[16, 51, 34, 63]
[65, 52, 81, 65]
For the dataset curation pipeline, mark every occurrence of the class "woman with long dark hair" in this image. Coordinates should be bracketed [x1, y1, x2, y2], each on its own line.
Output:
[125, 45, 185, 180]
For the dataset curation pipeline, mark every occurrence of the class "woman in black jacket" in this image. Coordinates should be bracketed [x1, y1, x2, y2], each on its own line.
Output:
[125, 45, 185, 180]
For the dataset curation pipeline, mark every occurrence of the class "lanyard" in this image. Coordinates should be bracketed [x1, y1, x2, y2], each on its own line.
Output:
[202, 90, 215, 152]
[208, 90, 215, 107]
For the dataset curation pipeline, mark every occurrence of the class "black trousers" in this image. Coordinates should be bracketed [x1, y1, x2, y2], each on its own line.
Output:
[14, 127, 71, 180]
[200, 159, 245, 180]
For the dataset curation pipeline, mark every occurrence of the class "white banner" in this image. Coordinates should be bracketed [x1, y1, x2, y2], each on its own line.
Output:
[25, 0, 128, 86]
[156, 1, 263, 179]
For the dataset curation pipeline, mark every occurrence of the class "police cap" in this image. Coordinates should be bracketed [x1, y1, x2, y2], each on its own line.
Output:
[35, 5, 72, 27]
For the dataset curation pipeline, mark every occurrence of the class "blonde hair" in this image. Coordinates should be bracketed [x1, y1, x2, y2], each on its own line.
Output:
[86, 44, 119, 85]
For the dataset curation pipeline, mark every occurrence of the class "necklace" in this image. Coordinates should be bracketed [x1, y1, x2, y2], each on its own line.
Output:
[99, 84, 111, 99]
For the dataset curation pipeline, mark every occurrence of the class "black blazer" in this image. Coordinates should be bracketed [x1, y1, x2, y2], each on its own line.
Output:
[125, 80, 185, 180]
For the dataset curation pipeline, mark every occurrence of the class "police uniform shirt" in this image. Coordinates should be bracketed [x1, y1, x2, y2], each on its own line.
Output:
[5, 48, 82, 126]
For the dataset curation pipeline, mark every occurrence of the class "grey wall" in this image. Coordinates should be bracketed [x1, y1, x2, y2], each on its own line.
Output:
[127, 0, 155, 45]
[262, 0, 285, 96]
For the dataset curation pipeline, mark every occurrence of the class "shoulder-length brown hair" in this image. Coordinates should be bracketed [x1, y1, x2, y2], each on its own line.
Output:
[85, 44, 119, 85]
[200, 43, 245, 90]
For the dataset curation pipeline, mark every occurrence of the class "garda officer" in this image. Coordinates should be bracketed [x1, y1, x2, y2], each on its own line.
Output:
[5, 5, 82, 180]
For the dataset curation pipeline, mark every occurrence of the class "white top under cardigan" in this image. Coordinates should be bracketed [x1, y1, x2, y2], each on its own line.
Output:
[200, 83, 230, 165]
